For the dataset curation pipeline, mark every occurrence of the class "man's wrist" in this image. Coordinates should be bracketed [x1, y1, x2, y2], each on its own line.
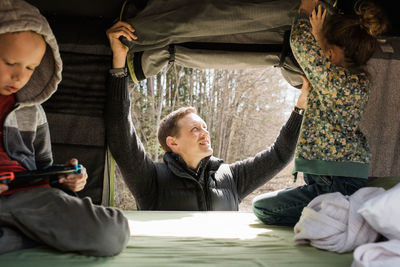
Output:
[112, 53, 127, 69]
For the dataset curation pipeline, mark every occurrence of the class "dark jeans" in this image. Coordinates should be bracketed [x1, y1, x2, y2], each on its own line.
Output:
[252, 174, 367, 226]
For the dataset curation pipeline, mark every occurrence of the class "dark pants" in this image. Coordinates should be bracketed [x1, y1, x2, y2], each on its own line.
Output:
[252, 174, 367, 226]
[0, 187, 130, 256]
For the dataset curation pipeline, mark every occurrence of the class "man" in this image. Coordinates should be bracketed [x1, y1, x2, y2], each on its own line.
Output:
[105, 21, 308, 210]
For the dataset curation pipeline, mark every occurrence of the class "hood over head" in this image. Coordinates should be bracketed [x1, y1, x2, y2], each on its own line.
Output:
[0, 0, 62, 106]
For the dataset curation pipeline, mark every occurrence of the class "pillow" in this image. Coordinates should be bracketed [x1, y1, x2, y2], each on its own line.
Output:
[358, 183, 400, 240]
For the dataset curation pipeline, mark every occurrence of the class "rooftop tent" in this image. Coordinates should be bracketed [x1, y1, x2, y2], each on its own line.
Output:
[122, 0, 305, 87]
[1, 1, 400, 264]
[23, 0, 400, 207]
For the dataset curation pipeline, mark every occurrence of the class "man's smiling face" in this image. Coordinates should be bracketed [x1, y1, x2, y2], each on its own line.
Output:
[170, 113, 213, 168]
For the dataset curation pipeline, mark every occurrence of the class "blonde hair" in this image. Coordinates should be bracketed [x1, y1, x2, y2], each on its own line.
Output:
[355, 0, 387, 37]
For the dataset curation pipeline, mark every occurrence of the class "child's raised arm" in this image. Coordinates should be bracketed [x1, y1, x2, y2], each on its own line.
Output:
[310, 5, 327, 51]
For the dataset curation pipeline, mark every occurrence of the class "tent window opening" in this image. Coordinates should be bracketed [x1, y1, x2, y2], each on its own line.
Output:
[113, 65, 306, 211]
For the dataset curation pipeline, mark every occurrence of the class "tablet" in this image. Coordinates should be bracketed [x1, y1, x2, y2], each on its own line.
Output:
[0, 164, 82, 188]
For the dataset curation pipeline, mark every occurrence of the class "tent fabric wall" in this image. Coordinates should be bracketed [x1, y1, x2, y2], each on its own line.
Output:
[42, 15, 114, 205]
[361, 36, 400, 177]
[123, 0, 304, 87]
[26, 0, 126, 19]
[124, 0, 299, 52]
[129, 43, 303, 86]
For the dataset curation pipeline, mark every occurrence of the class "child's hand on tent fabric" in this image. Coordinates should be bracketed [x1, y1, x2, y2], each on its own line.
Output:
[310, 5, 327, 51]
[58, 158, 88, 192]
[106, 21, 137, 68]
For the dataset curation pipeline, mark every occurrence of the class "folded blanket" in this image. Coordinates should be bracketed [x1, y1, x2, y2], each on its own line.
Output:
[293, 187, 384, 253]
[352, 240, 400, 267]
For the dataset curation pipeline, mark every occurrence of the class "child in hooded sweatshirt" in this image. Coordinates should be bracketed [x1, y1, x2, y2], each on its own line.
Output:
[0, 0, 129, 256]
[253, 0, 388, 226]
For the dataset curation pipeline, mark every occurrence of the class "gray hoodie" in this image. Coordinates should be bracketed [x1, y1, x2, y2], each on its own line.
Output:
[0, 0, 62, 170]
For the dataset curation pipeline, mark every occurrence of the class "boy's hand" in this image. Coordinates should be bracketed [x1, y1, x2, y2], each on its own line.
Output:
[0, 184, 8, 194]
[58, 158, 88, 192]
[296, 75, 311, 110]
[299, 0, 318, 16]
[106, 21, 137, 68]
[310, 5, 327, 50]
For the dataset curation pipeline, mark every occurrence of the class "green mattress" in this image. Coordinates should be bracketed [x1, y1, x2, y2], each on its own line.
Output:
[0, 211, 353, 267]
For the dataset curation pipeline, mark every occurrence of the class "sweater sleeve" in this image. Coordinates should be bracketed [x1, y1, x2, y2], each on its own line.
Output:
[34, 107, 53, 170]
[229, 111, 302, 200]
[290, 13, 336, 109]
[290, 14, 329, 81]
[106, 74, 158, 210]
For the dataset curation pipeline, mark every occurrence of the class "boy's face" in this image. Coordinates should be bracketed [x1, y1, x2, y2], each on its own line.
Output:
[0, 32, 46, 96]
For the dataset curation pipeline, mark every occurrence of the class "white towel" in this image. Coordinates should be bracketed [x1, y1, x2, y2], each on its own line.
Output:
[293, 187, 384, 253]
[358, 183, 400, 240]
[352, 240, 400, 267]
